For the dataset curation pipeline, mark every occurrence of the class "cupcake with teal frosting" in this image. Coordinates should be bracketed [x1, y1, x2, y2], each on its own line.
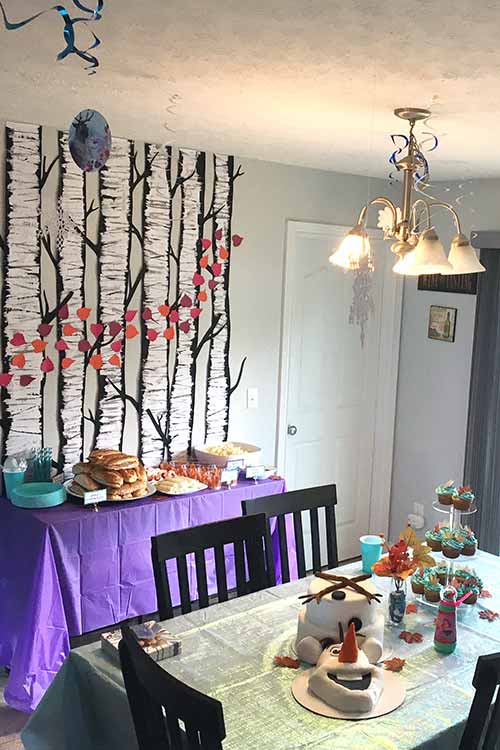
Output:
[453, 486, 475, 511]
[423, 572, 441, 603]
[453, 573, 483, 605]
[436, 563, 450, 585]
[411, 568, 426, 595]
[425, 525, 443, 552]
[435, 480, 458, 506]
[442, 533, 464, 559]
[461, 527, 477, 556]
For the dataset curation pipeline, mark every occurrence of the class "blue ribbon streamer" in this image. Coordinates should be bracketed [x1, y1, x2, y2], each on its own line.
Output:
[0, 1, 105, 74]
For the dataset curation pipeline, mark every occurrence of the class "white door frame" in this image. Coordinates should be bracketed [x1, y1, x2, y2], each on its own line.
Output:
[276, 220, 403, 538]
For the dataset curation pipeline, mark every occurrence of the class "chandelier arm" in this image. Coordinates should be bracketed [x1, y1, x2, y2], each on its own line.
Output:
[429, 201, 462, 235]
[410, 199, 431, 233]
[357, 197, 398, 234]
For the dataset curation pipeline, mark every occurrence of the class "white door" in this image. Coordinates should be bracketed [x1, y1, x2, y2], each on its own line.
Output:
[278, 222, 402, 563]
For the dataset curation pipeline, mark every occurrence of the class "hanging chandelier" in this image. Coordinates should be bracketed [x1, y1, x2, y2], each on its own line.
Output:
[329, 107, 485, 276]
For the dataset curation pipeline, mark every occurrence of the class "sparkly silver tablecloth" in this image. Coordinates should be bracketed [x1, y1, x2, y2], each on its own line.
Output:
[22, 552, 500, 750]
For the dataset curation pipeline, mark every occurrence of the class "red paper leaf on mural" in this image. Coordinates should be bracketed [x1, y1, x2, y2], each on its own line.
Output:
[190, 308, 201, 319]
[20, 375, 36, 386]
[192, 273, 205, 286]
[169, 310, 180, 323]
[55, 340, 69, 352]
[211, 262, 222, 277]
[0, 374, 13, 386]
[109, 354, 121, 367]
[125, 325, 139, 340]
[208, 280, 218, 290]
[201, 238, 211, 250]
[198, 290, 208, 303]
[142, 307, 153, 321]
[273, 656, 300, 669]
[480, 589, 493, 599]
[58, 303, 69, 320]
[10, 333, 26, 347]
[215, 228, 223, 241]
[89, 354, 103, 370]
[111, 339, 123, 353]
[179, 320, 191, 334]
[384, 657, 406, 672]
[147, 329, 159, 342]
[163, 327, 175, 340]
[180, 294, 192, 308]
[200, 255, 209, 269]
[158, 304, 170, 317]
[124, 310, 137, 322]
[32, 339, 48, 353]
[41, 357, 54, 374]
[38, 323, 52, 337]
[63, 324, 77, 336]
[479, 609, 499, 622]
[399, 631, 423, 644]
[406, 603, 418, 615]
[77, 307, 91, 321]
[108, 321, 122, 338]
[232, 234, 244, 247]
[219, 245, 229, 260]
[12, 354, 26, 369]
[90, 323, 105, 338]
[61, 358, 75, 370]
[78, 339, 91, 353]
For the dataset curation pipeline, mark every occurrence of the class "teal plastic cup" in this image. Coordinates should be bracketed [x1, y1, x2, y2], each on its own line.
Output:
[4, 470, 26, 500]
[360, 534, 383, 574]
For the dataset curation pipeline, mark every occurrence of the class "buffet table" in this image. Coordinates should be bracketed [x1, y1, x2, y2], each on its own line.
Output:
[21, 553, 500, 750]
[0, 478, 286, 713]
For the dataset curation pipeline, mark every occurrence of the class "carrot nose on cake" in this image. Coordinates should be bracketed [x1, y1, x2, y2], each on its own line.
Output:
[338, 623, 359, 663]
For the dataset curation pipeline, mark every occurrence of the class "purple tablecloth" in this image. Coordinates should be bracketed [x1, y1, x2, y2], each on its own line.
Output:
[0, 479, 288, 713]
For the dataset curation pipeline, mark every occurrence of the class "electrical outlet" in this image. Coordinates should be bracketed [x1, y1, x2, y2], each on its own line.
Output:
[247, 387, 258, 409]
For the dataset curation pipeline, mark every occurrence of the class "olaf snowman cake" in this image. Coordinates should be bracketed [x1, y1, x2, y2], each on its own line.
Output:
[296, 572, 385, 667]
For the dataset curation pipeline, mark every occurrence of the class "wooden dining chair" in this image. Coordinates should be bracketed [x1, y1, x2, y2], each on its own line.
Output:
[119, 626, 226, 750]
[151, 514, 269, 620]
[459, 652, 500, 750]
[241, 484, 338, 585]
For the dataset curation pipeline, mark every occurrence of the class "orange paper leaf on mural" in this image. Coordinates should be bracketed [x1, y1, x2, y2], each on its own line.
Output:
[61, 358, 75, 369]
[219, 245, 229, 260]
[125, 325, 139, 340]
[12, 354, 26, 369]
[63, 324, 78, 336]
[158, 304, 170, 317]
[77, 307, 91, 321]
[89, 354, 103, 370]
[109, 354, 121, 367]
[198, 290, 208, 302]
[32, 339, 48, 353]
[163, 327, 175, 340]
[200, 254, 209, 269]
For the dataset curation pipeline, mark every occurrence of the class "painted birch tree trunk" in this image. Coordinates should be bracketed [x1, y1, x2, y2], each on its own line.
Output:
[168, 149, 205, 456]
[94, 137, 133, 449]
[205, 155, 234, 442]
[139, 144, 172, 467]
[2, 123, 42, 456]
[57, 132, 85, 475]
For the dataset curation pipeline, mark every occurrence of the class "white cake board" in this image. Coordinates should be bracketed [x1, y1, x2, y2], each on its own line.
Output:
[291, 668, 406, 720]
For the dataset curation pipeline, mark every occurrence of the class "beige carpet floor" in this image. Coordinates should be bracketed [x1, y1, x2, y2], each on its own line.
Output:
[0, 670, 27, 749]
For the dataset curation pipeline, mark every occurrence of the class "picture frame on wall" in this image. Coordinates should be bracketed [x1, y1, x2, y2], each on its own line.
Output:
[418, 273, 478, 295]
[428, 305, 457, 343]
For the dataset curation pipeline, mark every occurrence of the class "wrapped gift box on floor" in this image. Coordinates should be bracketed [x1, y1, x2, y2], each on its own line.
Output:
[101, 621, 182, 664]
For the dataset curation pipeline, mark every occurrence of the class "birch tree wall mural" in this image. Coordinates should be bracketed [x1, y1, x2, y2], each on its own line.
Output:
[0, 122, 246, 472]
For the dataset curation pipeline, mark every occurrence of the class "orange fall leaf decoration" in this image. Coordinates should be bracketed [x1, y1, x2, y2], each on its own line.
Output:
[399, 631, 423, 644]
[273, 655, 300, 669]
[384, 657, 406, 672]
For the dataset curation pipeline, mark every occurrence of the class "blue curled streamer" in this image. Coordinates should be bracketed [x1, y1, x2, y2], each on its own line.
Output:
[0, 1, 105, 74]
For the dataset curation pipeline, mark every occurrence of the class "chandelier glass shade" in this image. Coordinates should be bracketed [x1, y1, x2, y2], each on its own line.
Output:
[329, 107, 485, 277]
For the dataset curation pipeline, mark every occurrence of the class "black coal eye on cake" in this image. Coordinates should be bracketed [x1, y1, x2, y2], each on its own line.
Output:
[349, 617, 362, 632]
[331, 591, 346, 600]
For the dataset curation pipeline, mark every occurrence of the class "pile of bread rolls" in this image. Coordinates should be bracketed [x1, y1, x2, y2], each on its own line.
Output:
[70, 449, 149, 501]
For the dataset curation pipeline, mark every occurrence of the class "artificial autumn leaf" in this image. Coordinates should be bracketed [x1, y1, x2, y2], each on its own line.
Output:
[399, 527, 435, 568]
[90, 323, 105, 338]
[58, 303, 69, 320]
[406, 603, 418, 615]
[0, 374, 13, 386]
[32, 339, 48, 353]
[179, 320, 191, 334]
[125, 325, 139, 340]
[198, 290, 208, 303]
[232, 234, 244, 247]
[10, 333, 26, 347]
[41, 357, 54, 374]
[200, 254, 209, 269]
[480, 589, 493, 599]
[158, 304, 170, 317]
[399, 631, 423, 644]
[78, 339, 91, 353]
[163, 327, 175, 340]
[77, 307, 91, 321]
[201, 238, 211, 251]
[108, 321, 122, 338]
[169, 310, 180, 323]
[383, 657, 406, 672]
[38, 323, 52, 337]
[109, 354, 121, 367]
[273, 655, 300, 669]
[124, 310, 137, 322]
[89, 354, 103, 370]
[219, 245, 229, 260]
[61, 358, 75, 369]
[20, 375, 36, 386]
[55, 340, 69, 352]
[12, 354, 26, 369]
[63, 324, 77, 336]
[479, 609, 499, 622]
[192, 273, 205, 286]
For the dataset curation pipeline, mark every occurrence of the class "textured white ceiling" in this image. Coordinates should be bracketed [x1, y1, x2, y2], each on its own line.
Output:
[1, 0, 500, 178]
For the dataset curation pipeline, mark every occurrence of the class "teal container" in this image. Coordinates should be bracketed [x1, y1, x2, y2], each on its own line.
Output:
[3, 470, 25, 500]
[360, 534, 383, 574]
[11, 482, 65, 509]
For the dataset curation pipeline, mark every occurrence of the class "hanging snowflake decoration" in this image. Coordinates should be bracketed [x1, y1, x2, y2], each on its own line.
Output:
[349, 254, 374, 347]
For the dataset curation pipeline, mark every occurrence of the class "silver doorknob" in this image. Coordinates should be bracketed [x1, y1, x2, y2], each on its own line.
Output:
[287, 425, 298, 436]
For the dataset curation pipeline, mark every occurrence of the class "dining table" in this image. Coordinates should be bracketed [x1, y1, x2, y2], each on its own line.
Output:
[21, 551, 500, 750]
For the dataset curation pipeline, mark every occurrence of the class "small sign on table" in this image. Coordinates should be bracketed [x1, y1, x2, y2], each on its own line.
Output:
[84, 488, 107, 506]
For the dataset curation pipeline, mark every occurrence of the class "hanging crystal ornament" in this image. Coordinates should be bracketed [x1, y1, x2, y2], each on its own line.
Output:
[349, 254, 374, 347]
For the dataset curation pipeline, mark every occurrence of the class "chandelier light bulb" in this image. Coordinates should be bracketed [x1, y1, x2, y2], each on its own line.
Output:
[393, 229, 452, 276]
[329, 226, 372, 271]
[442, 234, 486, 275]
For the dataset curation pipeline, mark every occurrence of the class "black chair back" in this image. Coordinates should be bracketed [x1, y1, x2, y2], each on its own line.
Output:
[119, 626, 226, 750]
[241, 485, 338, 585]
[460, 652, 500, 750]
[152, 514, 269, 620]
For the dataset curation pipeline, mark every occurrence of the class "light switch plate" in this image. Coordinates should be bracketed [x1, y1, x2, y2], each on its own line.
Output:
[247, 387, 258, 409]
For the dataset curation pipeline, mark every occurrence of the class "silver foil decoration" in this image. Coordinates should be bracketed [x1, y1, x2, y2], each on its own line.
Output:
[349, 255, 374, 347]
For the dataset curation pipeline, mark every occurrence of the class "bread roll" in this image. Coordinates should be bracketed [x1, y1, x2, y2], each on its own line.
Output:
[90, 465, 124, 488]
[89, 448, 122, 462]
[74, 474, 102, 492]
[121, 468, 138, 484]
[103, 455, 139, 471]
[73, 462, 92, 476]
[69, 482, 85, 497]
[107, 489, 123, 500]
[117, 478, 147, 496]
[136, 464, 147, 482]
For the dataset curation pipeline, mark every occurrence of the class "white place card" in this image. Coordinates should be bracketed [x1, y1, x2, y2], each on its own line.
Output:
[84, 488, 108, 506]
